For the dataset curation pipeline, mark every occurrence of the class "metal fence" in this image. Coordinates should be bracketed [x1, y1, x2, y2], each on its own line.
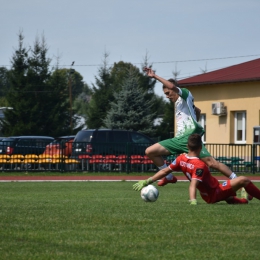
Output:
[205, 144, 260, 174]
[0, 142, 259, 173]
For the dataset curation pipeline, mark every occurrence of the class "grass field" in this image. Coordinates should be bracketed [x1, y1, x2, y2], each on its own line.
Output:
[1, 181, 260, 260]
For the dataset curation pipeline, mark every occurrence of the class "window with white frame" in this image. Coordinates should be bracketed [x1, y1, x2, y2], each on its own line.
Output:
[235, 111, 246, 143]
[199, 114, 206, 143]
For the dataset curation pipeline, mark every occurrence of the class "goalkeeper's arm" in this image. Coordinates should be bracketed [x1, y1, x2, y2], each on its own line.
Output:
[133, 167, 172, 191]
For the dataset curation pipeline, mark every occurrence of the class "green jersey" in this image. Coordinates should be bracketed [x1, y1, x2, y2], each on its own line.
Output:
[159, 87, 210, 158]
[175, 88, 204, 137]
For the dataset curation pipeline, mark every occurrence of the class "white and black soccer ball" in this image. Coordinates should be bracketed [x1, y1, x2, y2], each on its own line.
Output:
[141, 185, 159, 202]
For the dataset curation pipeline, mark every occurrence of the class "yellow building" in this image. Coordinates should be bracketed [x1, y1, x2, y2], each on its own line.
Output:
[178, 58, 260, 145]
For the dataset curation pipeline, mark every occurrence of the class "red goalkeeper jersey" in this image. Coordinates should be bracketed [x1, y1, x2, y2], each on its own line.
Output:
[168, 154, 220, 203]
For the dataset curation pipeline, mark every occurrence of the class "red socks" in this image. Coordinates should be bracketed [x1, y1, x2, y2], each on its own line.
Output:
[226, 197, 248, 204]
[245, 182, 260, 200]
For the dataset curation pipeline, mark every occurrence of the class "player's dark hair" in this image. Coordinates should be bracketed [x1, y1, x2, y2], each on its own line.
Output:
[188, 134, 202, 151]
[162, 78, 178, 89]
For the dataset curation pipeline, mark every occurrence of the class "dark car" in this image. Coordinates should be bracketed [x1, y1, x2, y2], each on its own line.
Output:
[72, 129, 155, 158]
[43, 135, 75, 157]
[0, 136, 54, 155]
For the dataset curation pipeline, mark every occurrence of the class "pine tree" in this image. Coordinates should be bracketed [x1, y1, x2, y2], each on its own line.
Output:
[86, 52, 113, 128]
[47, 68, 73, 135]
[103, 68, 156, 135]
[1, 32, 72, 136]
[2, 32, 30, 135]
[0, 67, 10, 98]
[0, 67, 10, 107]
[23, 35, 53, 135]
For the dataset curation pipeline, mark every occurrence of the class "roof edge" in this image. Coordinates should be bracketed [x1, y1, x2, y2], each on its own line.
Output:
[178, 77, 260, 87]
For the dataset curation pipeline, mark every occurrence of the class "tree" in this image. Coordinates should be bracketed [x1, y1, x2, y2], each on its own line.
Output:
[103, 68, 156, 135]
[53, 68, 85, 100]
[73, 83, 92, 118]
[0, 67, 10, 97]
[110, 60, 157, 96]
[1, 32, 72, 136]
[140, 50, 156, 94]
[172, 62, 181, 80]
[200, 62, 208, 74]
[110, 60, 165, 124]
[0, 67, 10, 106]
[48, 67, 76, 135]
[155, 100, 175, 140]
[87, 59, 160, 128]
[1, 32, 30, 135]
[86, 52, 113, 128]
[50, 67, 87, 133]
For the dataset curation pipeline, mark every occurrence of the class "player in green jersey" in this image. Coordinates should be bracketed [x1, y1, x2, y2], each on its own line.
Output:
[143, 67, 238, 186]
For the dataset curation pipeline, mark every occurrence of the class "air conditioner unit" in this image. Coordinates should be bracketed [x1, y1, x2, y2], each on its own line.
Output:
[212, 102, 227, 116]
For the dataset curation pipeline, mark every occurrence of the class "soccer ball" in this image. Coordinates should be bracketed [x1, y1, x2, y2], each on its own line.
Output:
[141, 185, 159, 202]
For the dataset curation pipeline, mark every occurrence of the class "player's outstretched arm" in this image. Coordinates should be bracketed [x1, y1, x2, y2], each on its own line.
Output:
[143, 67, 179, 93]
[133, 168, 172, 191]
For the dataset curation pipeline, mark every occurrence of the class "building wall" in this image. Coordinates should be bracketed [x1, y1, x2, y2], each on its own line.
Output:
[185, 81, 260, 144]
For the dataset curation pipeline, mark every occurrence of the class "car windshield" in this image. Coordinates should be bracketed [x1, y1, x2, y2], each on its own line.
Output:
[0, 138, 15, 146]
[50, 137, 74, 145]
[75, 131, 93, 142]
[130, 133, 152, 143]
[49, 140, 60, 145]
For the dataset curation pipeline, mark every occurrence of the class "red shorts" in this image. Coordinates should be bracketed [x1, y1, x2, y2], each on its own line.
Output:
[200, 180, 236, 203]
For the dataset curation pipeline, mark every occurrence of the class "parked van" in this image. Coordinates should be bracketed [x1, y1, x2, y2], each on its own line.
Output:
[0, 136, 54, 155]
[72, 129, 154, 157]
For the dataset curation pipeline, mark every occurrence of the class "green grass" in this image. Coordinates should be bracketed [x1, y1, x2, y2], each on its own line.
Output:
[1, 182, 260, 260]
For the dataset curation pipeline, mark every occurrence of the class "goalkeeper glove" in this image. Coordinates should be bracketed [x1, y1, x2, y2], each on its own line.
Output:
[189, 199, 197, 205]
[133, 178, 153, 191]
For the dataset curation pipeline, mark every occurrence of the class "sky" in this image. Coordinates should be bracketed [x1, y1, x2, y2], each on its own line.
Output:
[1, 0, 260, 98]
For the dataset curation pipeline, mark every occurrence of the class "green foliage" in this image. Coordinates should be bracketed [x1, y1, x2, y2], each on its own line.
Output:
[86, 53, 113, 128]
[47, 68, 76, 135]
[2, 32, 30, 135]
[1, 32, 77, 136]
[109, 55, 156, 94]
[54, 68, 85, 100]
[110, 61, 158, 116]
[103, 68, 156, 135]
[50, 68, 88, 133]
[0, 67, 10, 97]
[155, 100, 175, 140]
[73, 83, 92, 119]
[1, 39, 171, 137]
[86, 57, 163, 133]
[1, 181, 260, 260]
[0, 97, 9, 107]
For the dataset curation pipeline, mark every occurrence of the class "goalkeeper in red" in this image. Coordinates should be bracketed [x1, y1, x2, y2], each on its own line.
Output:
[133, 134, 260, 205]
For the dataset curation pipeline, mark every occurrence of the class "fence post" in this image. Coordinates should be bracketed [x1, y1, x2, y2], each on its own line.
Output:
[60, 140, 65, 173]
[126, 142, 130, 174]
[252, 144, 256, 174]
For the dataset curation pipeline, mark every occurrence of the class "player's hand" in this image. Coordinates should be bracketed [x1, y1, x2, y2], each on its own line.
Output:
[133, 178, 153, 191]
[143, 67, 155, 78]
[190, 199, 197, 205]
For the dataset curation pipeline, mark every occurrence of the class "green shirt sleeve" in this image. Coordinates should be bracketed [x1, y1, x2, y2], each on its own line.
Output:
[179, 88, 189, 100]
